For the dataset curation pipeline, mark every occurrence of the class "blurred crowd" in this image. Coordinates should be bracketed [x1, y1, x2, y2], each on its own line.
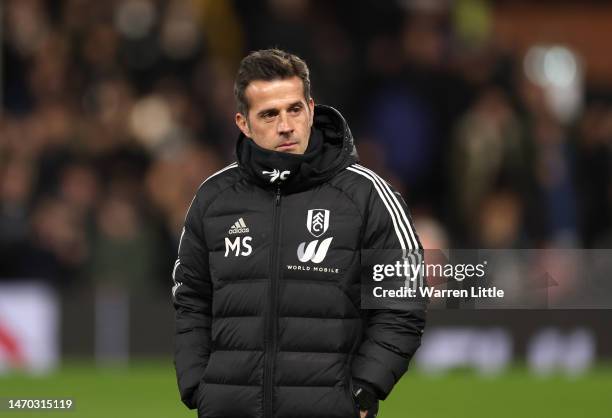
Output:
[1, 0, 612, 291]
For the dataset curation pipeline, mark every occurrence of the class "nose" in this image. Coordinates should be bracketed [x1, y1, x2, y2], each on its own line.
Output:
[277, 111, 293, 135]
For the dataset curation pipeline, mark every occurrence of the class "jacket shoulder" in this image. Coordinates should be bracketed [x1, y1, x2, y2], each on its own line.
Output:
[191, 162, 241, 212]
[331, 163, 382, 194]
[325, 164, 384, 215]
[331, 163, 406, 210]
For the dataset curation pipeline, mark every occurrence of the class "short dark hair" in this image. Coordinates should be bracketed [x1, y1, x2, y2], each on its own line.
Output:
[234, 48, 311, 115]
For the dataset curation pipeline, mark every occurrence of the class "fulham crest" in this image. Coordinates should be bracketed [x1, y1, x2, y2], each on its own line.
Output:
[306, 209, 329, 238]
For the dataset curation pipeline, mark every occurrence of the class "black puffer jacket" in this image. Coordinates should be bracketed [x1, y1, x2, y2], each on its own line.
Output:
[172, 105, 425, 418]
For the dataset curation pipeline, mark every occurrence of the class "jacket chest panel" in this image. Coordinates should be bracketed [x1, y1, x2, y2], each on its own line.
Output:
[279, 188, 361, 284]
[203, 185, 362, 287]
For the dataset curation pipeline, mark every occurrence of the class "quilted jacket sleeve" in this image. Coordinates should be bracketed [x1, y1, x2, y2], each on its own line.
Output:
[351, 175, 426, 400]
[172, 191, 213, 409]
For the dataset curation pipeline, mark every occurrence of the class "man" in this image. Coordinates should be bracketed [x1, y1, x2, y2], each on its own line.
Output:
[172, 49, 425, 418]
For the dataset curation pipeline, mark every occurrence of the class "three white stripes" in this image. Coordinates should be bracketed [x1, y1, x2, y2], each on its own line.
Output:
[172, 162, 239, 298]
[346, 164, 422, 290]
[346, 164, 419, 252]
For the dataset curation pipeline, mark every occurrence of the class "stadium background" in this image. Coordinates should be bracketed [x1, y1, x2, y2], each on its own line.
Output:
[0, 0, 610, 417]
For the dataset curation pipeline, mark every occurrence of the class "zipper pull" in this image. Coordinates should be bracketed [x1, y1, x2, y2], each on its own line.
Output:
[275, 186, 281, 205]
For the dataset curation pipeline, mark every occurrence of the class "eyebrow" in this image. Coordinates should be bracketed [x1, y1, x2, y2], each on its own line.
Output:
[257, 108, 278, 118]
[256, 102, 304, 118]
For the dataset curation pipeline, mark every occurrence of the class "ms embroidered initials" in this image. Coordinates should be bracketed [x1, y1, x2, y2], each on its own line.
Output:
[224, 218, 252, 257]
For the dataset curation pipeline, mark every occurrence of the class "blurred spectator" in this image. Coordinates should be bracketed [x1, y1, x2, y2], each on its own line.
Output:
[575, 102, 612, 247]
[477, 190, 524, 248]
[88, 192, 158, 290]
[19, 196, 88, 284]
[0, 160, 33, 271]
[361, 10, 446, 202]
[519, 76, 578, 246]
[415, 215, 449, 250]
[450, 86, 535, 245]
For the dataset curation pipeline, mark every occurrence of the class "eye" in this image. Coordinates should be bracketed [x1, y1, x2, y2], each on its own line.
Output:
[289, 105, 302, 114]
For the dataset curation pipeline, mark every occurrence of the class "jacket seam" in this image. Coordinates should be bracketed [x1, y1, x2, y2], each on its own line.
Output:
[278, 315, 361, 319]
[195, 174, 244, 250]
[325, 180, 365, 224]
[201, 176, 245, 220]
[211, 348, 264, 352]
[203, 382, 343, 387]
[215, 315, 360, 319]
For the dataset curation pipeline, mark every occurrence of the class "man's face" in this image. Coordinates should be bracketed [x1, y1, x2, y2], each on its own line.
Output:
[235, 76, 315, 155]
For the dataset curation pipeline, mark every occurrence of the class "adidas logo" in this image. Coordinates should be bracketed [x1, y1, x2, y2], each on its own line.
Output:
[228, 218, 250, 234]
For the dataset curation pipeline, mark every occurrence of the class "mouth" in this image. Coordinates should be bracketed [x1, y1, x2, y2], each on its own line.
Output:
[275, 141, 298, 151]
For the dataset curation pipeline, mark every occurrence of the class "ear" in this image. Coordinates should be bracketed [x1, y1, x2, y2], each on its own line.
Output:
[307, 97, 315, 126]
[235, 112, 250, 137]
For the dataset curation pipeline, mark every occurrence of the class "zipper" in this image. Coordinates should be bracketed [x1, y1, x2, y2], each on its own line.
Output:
[263, 186, 282, 418]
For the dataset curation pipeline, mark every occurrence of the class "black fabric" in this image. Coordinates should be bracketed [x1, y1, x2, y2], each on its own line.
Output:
[172, 104, 426, 418]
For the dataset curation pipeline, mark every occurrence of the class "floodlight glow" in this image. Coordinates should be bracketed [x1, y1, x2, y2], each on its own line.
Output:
[543, 47, 577, 88]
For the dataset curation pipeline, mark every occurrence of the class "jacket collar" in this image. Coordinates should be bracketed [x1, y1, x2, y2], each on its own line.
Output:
[235, 104, 358, 193]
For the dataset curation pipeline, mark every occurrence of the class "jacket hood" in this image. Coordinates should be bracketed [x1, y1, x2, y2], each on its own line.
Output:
[236, 104, 358, 193]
